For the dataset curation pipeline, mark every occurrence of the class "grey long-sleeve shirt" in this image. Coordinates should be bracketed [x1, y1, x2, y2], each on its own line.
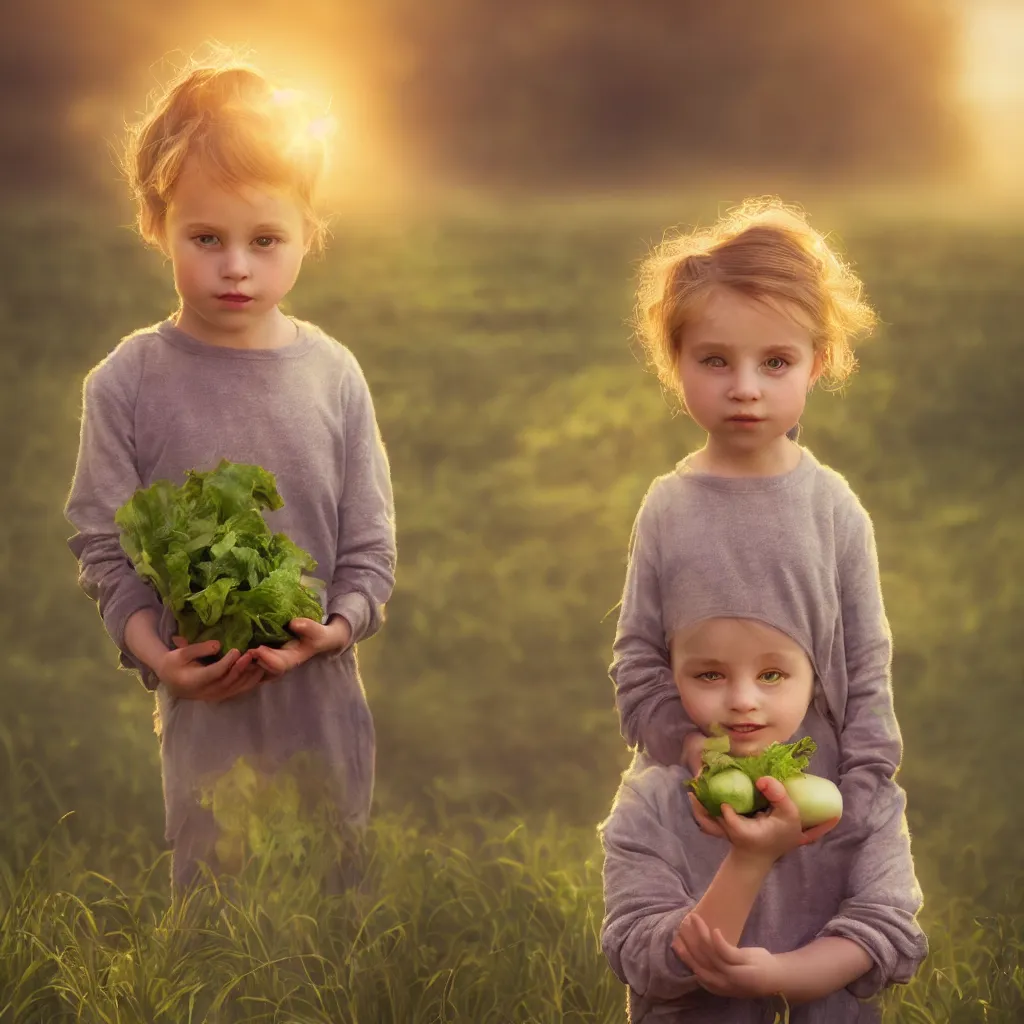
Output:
[64, 319, 397, 843]
[609, 448, 902, 838]
[599, 702, 927, 1023]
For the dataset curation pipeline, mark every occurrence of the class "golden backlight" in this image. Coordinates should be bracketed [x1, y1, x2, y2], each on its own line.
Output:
[959, 0, 1024, 190]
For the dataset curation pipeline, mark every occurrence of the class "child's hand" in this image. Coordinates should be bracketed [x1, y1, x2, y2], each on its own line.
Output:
[157, 638, 267, 703]
[680, 731, 707, 777]
[672, 911, 781, 999]
[251, 616, 351, 678]
[688, 776, 839, 864]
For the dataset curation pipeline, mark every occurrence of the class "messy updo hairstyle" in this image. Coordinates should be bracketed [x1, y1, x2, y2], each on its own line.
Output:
[123, 48, 330, 253]
[633, 197, 877, 394]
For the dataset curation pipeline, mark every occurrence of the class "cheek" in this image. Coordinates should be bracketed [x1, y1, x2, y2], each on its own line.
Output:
[169, 245, 203, 285]
[676, 684, 718, 723]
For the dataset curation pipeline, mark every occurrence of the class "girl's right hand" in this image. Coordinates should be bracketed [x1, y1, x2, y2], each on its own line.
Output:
[688, 776, 839, 865]
[156, 637, 267, 702]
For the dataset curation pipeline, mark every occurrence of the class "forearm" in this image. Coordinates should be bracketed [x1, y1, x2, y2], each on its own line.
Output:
[690, 851, 771, 946]
[123, 608, 171, 673]
[772, 937, 873, 1005]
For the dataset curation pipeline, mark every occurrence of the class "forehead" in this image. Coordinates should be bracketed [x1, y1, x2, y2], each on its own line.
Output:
[675, 617, 809, 665]
[684, 287, 813, 351]
[165, 158, 304, 228]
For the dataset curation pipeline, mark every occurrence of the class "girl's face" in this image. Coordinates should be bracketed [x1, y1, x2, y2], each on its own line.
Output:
[671, 617, 814, 756]
[161, 158, 308, 344]
[677, 287, 821, 452]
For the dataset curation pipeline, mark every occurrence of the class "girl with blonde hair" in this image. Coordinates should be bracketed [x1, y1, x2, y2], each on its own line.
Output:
[65, 51, 396, 891]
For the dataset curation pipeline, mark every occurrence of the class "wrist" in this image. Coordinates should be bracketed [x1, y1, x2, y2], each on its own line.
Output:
[761, 953, 791, 999]
[725, 846, 775, 877]
[326, 614, 352, 649]
[123, 608, 171, 673]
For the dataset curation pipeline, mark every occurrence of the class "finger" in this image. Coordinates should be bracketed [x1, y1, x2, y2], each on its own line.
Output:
[755, 777, 802, 823]
[193, 647, 250, 688]
[709, 926, 747, 967]
[799, 816, 842, 845]
[690, 916, 739, 978]
[688, 795, 727, 837]
[756, 776, 788, 804]
[214, 667, 267, 703]
[202, 652, 262, 699]
[172, 635, 188, 648]
[179, 639, 227, 665]
[253, 646, 289, 674]
[680, 914, 717, 972]
[717, 803, 754, 837]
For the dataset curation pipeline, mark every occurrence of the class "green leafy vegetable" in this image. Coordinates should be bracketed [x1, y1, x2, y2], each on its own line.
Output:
[689, 736, 819, 817]
[115, 459, 325, 656]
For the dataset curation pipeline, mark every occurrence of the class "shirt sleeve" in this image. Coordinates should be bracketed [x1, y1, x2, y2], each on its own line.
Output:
[325, 356, 397, 649]
[835, 496, 904, 831]
[599, 776, 701, 1001]
[64, 356, 166, 690]
[609, 488, 698, 765]
[817, 780, 929, 998]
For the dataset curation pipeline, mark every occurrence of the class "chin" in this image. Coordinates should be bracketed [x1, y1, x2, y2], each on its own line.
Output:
[727, 731, 779, 755]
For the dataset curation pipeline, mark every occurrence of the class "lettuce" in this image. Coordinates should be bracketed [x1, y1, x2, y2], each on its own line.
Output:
[115, 460, 324, 656]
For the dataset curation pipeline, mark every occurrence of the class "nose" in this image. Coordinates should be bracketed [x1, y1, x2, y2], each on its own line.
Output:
[727, 677, 760, 714]
[220, 246, 251, 282]
[726, 364, 762, 402]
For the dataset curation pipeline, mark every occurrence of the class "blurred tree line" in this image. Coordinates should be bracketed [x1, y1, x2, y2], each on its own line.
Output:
[2, 0, 964, 192]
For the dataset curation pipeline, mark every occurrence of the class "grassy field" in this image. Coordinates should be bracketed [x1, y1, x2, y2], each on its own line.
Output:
[1, 193, 1022, 1021]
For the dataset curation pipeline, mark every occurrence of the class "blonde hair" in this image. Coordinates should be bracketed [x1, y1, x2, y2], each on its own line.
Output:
[633, 197, 877, 394]
[123, 49, 331, 252]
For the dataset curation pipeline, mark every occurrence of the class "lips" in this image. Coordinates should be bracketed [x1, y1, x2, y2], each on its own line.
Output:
[726, 723, 765, 734]
[728, 416, 763, 423]
[217, 294, 252, 304]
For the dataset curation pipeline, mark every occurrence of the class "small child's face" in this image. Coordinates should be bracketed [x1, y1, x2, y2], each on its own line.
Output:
[671, 617, 814, 756]
[677, 287, 820, 446]
[161, 158, 309, 335]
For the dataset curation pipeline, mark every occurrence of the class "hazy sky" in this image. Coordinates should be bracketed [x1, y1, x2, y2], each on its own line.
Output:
[960, 0, 1024, 102]
[958, 0, 1024, 185]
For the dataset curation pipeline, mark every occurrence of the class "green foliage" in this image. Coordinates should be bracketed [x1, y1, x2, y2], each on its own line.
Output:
[1, 772, 1022, 1022]
[690, 737, 818, 816]
[115, 460, 324, 654]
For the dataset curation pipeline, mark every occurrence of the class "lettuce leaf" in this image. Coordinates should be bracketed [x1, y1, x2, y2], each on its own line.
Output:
[114, 459, 324, 655]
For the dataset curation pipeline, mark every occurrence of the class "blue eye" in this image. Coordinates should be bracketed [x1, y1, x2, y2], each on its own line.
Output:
[696, 671, 724, 682]
[760, 671, 784, 684]
[253, 236, 278, 249]
[194, 234, 218, 247]
[765, 357, 788, 370]
[700, 356, 726, 368]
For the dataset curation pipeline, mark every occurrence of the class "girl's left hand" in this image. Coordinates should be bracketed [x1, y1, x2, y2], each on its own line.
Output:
[252, 617, 352, 677]
[672, 911, 781, 999]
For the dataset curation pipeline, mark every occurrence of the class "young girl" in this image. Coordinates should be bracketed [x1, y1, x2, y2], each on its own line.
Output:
[64, 54, 397, 890]
[600, 614, 927, 1022]
[610, 198, 901, 840]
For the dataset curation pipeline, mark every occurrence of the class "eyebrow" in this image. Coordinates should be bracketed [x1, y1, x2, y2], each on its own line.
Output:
[183, 222, 290, 234]
[681, 657, 728, 669]
[681, 653, 797, 669]
[689, 341, 804, 357]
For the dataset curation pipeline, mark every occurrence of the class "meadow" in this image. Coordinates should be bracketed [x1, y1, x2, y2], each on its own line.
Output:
[1, 193, 1022, 1021]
